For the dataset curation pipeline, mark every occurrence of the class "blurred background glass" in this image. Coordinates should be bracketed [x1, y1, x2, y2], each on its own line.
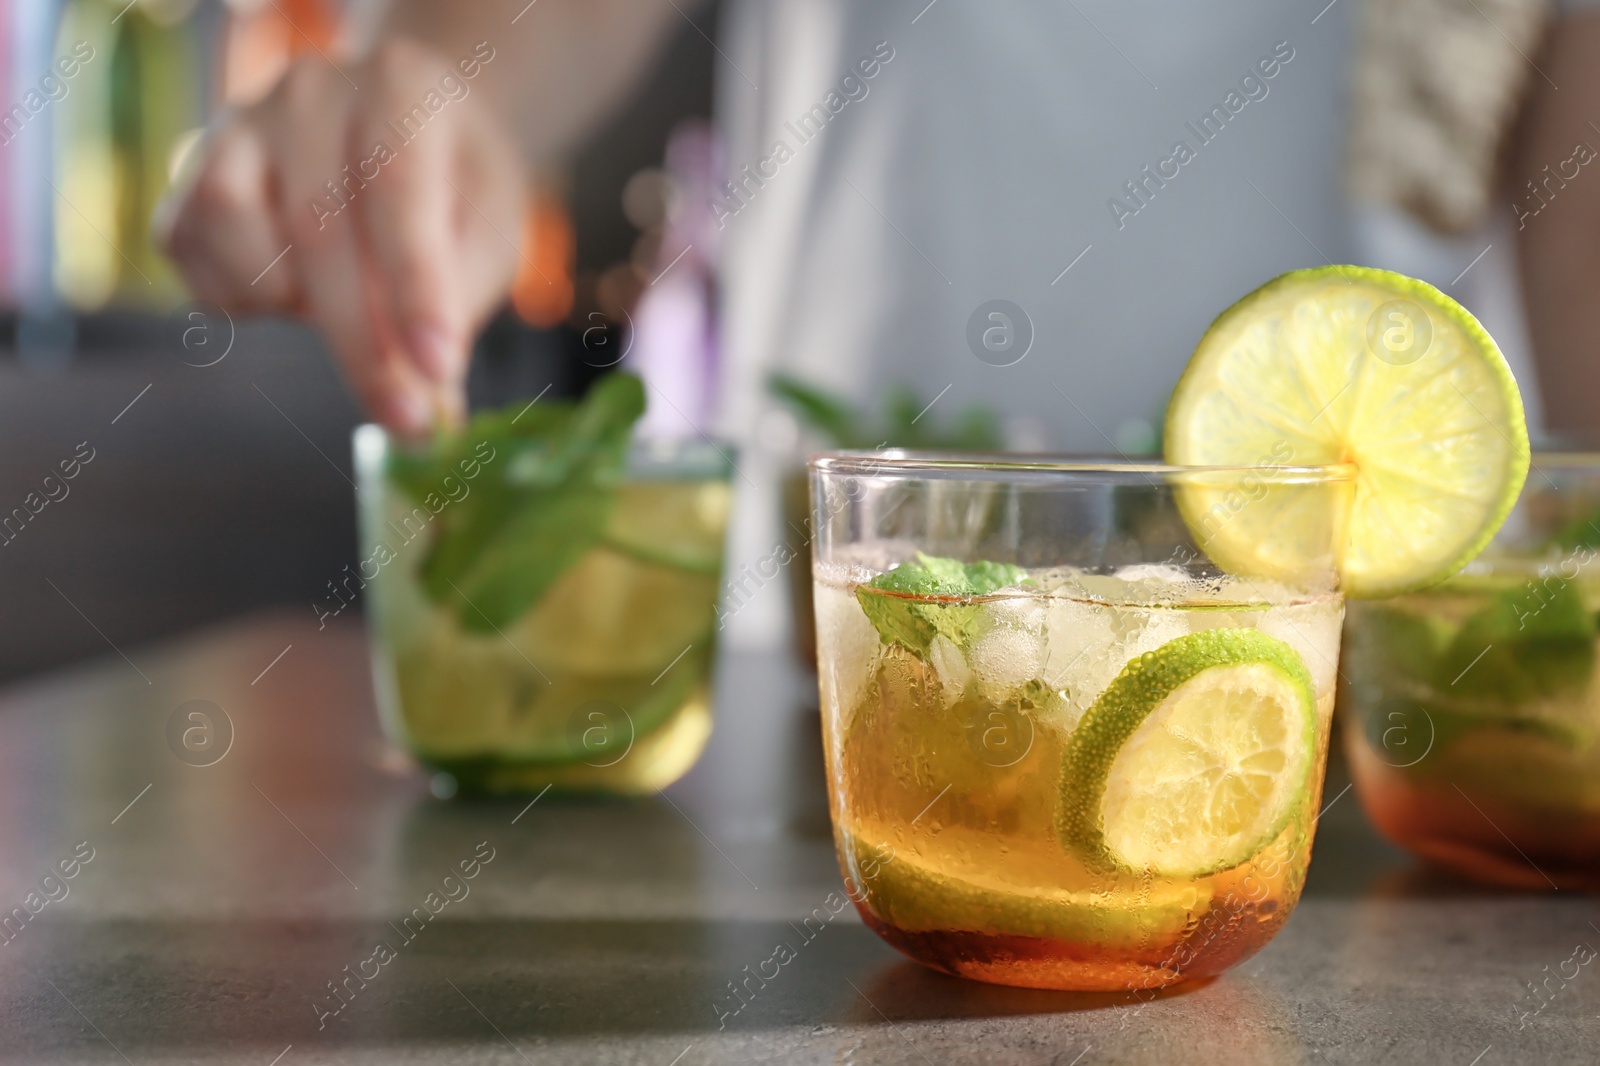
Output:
[1341, 453, 1600, 890]
[355, 424, 731, 796]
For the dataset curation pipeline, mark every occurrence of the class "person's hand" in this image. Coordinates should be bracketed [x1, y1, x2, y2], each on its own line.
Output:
[157, 39, 526, 433]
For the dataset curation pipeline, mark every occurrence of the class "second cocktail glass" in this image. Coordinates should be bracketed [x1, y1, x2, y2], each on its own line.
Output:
[355, 427, 732, 796]
[1343, 453, 1600, 889]
[811, 453, 1352, 991]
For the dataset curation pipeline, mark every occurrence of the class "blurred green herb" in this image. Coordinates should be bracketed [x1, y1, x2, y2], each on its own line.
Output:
[387, 372, 646, 632]
[769, 373, 1002, 450]
[1439, 579, 1596, 702]
[1361, 694, 1593, 765]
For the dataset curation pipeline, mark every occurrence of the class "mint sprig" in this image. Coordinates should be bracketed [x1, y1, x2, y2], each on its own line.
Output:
[387, 373, 646, 632]
[855, 552, 1030, 655]
[1439, 579, 1596, 702]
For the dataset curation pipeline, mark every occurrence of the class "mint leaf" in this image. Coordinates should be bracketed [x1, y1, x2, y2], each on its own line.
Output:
[1439, 579, 1596, 702]
[767, 374, 1002, 450]
[855, 553, 1029, 655]
[878, 554, 966, 595]
[855, 588, 954, 655]
[964, 559, 1031, 594]
[392, 373, 647, 632]
[768, 373, 864, 448]
[435, 482, 616, 632]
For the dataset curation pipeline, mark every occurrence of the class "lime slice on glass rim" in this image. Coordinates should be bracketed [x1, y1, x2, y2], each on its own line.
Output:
[1165, 266, 1530, 598]
[1058, 628, 1318, 878]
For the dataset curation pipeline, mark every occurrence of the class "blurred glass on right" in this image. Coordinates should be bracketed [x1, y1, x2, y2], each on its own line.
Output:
[1343, 454, 1600, 889]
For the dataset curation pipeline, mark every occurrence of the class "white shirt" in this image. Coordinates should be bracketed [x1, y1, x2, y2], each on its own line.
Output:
[716, 0, 1362, 449]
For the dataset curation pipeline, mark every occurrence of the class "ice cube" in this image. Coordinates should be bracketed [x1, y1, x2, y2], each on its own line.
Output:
[1030, 564, 1091, 594]
[1044, 598, 1114, 686]
[1117, 607, 1193, 659]
[1256, 599, 1345, 698]
[960, 614, 1049, 697]
[1113, 563, 1198, 598]
[1068, 572, 1134, 602]
[1034, 683, 1087, 735]
[1044, 598, 1189, 717]
[815, 583, 881, 715]
[927, 633, 971, 708]
[984, 595, 1047, 630]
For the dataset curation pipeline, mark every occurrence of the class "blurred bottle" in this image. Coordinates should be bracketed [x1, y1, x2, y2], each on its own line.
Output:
[629, 120, 722, 440]
[509, 180, 576, 330]
[51, 0, 116, 311]
[8, 0, 58, 334]
[52, 0, 201, 311]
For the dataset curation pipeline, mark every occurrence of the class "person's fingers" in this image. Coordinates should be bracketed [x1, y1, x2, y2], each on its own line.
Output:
[358, 235, 455, 430]
[353, 44, 524, 421]
[353, 95, 462, 388]
[450, 109, 526, 333]
[270, 65, 430, 434]
[159, 123, 296, 312]
[161, 42, 522, 434]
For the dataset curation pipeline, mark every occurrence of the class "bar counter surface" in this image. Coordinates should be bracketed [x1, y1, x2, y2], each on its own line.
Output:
[0, 612, 1593, 1064]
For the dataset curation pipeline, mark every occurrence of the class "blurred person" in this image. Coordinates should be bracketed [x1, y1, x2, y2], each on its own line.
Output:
[157, 0, 1368, 441]
[1510, 6, 1600, 437]
[157, 0, 1589, 644]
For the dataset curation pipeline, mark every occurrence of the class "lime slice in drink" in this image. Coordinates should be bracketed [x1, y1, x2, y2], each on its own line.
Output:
[499, 656, 702, 763]
[1165, 266, 1529, 598]
[1058, 628, 1317, 878]
[851, 840, 1212, 949]
[395, 633, 516, 757]
[599, 480, 730, 575]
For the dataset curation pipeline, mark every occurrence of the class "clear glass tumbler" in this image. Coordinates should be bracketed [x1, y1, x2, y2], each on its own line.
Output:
[1343, 453, 1600, 889]
[810, 453, 1351, 991]
[354, 427, 731, 795]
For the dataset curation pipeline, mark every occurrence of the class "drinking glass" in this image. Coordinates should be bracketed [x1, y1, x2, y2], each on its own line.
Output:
[810, 453, 1351, 991]
[1343, 453, 1600, 889]
[354, 427, 731, 795]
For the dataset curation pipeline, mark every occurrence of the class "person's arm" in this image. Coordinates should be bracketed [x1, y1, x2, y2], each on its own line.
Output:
[1513, 9, 1600, 436]
[157, 0, 693, 433]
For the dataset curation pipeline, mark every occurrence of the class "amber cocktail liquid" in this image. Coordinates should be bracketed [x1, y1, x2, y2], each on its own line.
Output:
[810, 455, 1349, 991]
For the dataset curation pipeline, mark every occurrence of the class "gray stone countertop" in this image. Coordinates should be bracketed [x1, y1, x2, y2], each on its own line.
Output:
[0, 612, 1593, 1064]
